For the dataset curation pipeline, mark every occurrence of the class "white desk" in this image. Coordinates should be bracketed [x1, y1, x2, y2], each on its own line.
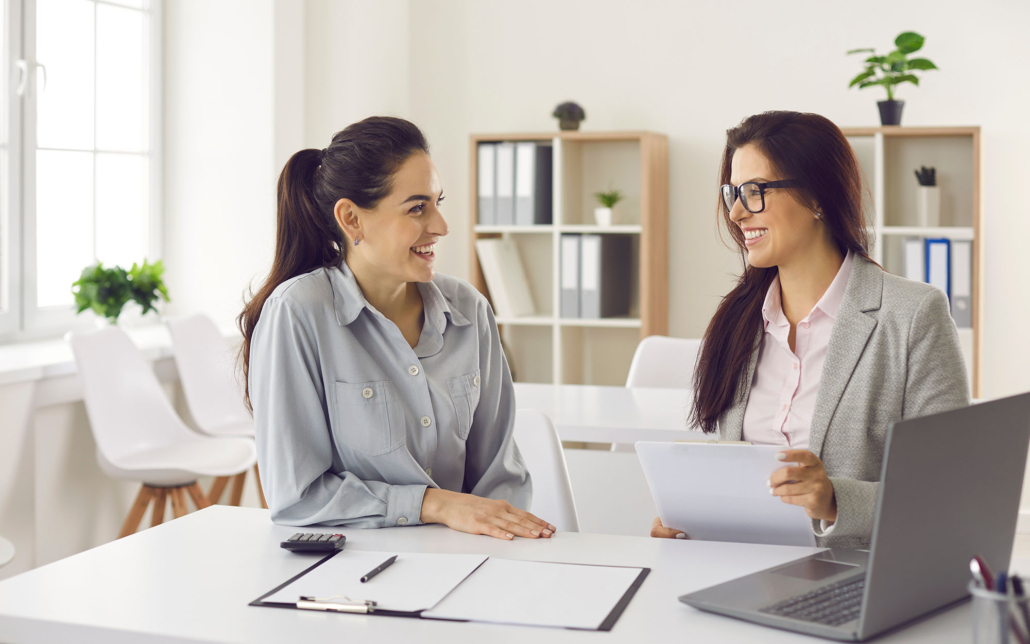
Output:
[513, 382, 697, 443]
[0, 506, 981, 643]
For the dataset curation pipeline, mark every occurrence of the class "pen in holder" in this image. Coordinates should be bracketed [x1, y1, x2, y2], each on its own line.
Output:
[970, 581, 1030, 644]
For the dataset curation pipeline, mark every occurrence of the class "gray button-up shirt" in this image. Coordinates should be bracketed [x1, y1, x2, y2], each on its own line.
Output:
[249, 262, 531, 528]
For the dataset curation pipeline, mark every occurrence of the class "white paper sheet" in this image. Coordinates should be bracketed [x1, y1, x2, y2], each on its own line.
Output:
[422, 559, 644, 630]
[636, 441, 818, 547]
[264, 551, 487, 613]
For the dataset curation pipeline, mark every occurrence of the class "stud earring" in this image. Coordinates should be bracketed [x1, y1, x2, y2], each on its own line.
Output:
[815, 212, 823, 220]
[354, 237, 361, 247]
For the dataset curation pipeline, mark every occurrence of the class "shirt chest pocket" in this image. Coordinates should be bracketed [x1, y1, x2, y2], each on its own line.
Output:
[447, 370, 482, 441]
[330, 380, 405, 456]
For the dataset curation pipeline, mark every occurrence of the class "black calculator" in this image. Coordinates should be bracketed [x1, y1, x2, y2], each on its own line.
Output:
[281, 533, 347, 553]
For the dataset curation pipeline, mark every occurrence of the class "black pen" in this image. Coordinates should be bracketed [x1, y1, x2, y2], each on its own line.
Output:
[360, 555, 398, 583]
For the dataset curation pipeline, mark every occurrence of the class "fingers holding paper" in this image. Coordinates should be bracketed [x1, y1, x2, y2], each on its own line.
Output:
[768, 449, 838, 523]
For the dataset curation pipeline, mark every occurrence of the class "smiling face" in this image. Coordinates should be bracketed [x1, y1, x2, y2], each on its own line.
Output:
[338, 152, 448, 284]
[727, 144, 823, 269]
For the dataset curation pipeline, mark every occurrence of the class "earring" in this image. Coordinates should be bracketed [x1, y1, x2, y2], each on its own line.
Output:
[354, 237, 361, 247]
[815, 212, 823, 220]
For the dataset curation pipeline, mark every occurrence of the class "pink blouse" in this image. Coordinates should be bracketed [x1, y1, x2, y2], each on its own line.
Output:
[742, 252, 854, 449]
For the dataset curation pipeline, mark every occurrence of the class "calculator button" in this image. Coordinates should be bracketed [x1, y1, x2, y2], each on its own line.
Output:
[317, 534, 330, 542]
[301, 534, 315, 541]
[288, 533, 303, 542]
[329, 535, 341, 542]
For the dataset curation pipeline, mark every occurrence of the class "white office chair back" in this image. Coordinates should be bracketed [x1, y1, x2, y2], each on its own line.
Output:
[167, 314, 250, 433]
[513, 409, 580, 533]
[625, 335, 701, 389]
[68, 327, 200, 463]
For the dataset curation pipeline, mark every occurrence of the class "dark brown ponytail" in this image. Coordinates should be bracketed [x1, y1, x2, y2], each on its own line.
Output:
[237, 116, 429, 410]
[690, 111, 873, 433]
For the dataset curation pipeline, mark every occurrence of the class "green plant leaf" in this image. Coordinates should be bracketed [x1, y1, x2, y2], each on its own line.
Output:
[858, 78, 890, 89]
[847, 47, 875, 55]
[849, 69, 876, 88]
[906, 57, 937, 71]
[895, 31, 924, 54]
[893, 74, 920, 86]
[864, 55, 886, 65]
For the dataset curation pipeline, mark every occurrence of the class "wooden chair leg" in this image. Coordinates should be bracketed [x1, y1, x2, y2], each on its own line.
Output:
[119, 485, 154, 539]
[253, 464, 268, 510]
[170, 486, 188, 518]
[186, 482, 210, 510]
[229, 471, 246, 507]
[151, 488, 167, 527]
[208, 476, 230, 505]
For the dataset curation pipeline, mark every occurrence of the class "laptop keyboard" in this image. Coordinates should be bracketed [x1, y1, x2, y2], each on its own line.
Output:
[759, 576, 865, 626]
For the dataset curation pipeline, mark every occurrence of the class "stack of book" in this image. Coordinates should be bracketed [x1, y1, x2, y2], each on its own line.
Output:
[560, 234, 632, 319]
[477, 141, 553, 226]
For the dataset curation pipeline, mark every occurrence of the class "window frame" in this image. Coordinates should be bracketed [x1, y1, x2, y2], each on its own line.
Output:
[2, 0, 162, 342]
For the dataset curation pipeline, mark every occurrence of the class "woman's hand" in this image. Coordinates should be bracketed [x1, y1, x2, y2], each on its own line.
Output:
[420, 489, 555, 540]
[769, 450, 837, 522]
[650, 516, 687, 539]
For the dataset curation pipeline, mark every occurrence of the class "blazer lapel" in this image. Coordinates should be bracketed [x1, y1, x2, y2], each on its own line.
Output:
[718, 333, 762, 441]
[807, 256, 883, 458]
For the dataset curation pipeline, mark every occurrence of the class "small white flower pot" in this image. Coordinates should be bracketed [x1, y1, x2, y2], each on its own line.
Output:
[917, 186, 940, 227]
[593, 207, 613, 226]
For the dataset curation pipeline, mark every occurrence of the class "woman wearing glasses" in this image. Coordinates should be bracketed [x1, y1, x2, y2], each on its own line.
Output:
[651, 111, 969, 548]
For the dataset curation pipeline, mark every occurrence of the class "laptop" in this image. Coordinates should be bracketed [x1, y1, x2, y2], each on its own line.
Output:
[679, 392, 1030, 641]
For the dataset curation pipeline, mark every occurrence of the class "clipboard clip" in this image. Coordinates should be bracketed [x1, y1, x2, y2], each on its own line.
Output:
[296, 595, 377, 613]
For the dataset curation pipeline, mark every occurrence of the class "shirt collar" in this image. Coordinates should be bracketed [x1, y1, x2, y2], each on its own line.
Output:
[760, 250, 855, 328]
[328, 262, 470, 329]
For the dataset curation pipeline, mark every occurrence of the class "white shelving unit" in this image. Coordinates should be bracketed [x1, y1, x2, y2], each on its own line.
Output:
[469, 131, 668, 386]
[844, 126, 982, 396]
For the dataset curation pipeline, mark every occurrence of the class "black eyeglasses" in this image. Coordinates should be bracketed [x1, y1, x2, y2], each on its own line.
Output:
[721, 180, 799, 214]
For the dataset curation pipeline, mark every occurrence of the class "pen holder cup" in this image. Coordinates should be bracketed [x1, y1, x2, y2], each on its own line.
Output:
[971, 581, 1030, 644]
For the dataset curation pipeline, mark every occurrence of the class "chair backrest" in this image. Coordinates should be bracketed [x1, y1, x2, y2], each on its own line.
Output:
[513, 409, 580, 533]
[625, 335, 701, 389]
[67, 327, 198, 463]
[166, 314, 250, 433]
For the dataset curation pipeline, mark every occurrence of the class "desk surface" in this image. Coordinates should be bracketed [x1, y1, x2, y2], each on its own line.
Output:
[0, 506, 984, 644]
[512, 382, 697, 443]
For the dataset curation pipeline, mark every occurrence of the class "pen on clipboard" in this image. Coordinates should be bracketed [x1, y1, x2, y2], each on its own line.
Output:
[361, 555, 398, 583]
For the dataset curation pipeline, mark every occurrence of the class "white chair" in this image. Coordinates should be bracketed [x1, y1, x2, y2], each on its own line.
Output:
[0, 536, 13, 568]
[68, 327, 257, 538]
[625, 335, 702, 389]
[513, 409, 580, 533]
[166, 314, 265, 508]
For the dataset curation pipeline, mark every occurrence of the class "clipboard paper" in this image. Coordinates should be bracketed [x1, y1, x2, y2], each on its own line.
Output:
[251, 551, 648, 631]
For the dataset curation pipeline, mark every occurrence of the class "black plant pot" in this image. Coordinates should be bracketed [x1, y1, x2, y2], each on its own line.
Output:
[559, 119, 582, 131]
[877, 100, 905, 126]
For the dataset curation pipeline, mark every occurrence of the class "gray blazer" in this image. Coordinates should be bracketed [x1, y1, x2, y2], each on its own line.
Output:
[718, 255, 970, 549]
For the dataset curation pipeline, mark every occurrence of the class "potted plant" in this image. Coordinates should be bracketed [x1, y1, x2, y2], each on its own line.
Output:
[593, 188, 623, 226]
[553, 102, 586, 131]
[72, 259, 170, 325]
[847, 31, 938, 126]
[914, 166, 939, 227]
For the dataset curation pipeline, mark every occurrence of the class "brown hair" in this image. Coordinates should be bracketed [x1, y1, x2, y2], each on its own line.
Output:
[690, 111, 873, 433]
[237, 116, 430, 410]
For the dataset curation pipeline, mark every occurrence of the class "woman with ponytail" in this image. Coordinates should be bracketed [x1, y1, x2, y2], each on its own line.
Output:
[239, 116, 554, 540]
[651, 111, 969, 548]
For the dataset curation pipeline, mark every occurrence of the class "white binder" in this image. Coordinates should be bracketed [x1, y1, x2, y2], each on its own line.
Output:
[476, 143, 496, 225]
[560, 234, 580, 318]
[579, 235, 632, 319]
[475, 238, 536, 319]
[925, 238, 951, 300]
[495, 142, 516, 225]
[514, 142, 553, 226]
[951, 239, 972, 327]
[903, 237, 924, 282]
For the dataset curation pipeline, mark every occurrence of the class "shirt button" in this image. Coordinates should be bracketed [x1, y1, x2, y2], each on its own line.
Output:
[473, 375, 480, 387]
[362, 387, 374, 399]
[408, 365, 420, 376]
[801, 321, 809, 328]
[421, 416, 432, 427]
[793, 363, 798, 371]
[397, 517, 408, 525]
[782, 404, 787, 411]
[425, 467, 433, 477]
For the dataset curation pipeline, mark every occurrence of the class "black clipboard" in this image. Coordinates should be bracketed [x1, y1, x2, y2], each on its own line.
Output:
[250, 551, 650, 631]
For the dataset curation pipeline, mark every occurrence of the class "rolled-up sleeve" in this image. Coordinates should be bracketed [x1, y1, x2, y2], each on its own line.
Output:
[250, 297, 427, 528]
[462, 301, 532, 510]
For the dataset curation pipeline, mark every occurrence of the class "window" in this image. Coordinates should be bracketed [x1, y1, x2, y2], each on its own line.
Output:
[0, 0, 160, 339]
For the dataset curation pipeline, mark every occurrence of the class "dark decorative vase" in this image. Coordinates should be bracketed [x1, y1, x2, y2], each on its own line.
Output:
[877, 100, 905, 126]
[559, 119, 581, 131]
